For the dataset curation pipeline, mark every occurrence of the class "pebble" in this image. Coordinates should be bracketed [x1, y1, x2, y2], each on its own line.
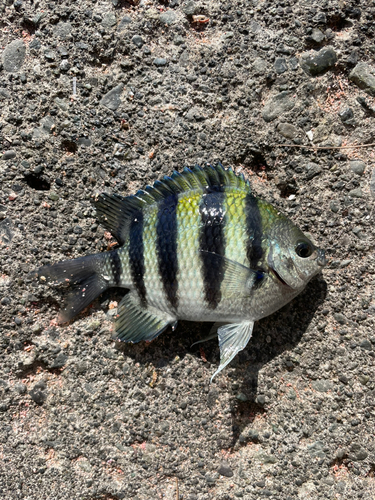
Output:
[277, 122, 299, 139]
[307, 441, 326, 458]
[159, 10, 178, 25]
[218, 461, 233, 477]
[1, 150, 16, 161]
[101, 13, 117, 29]
[299, 46, 337, 77]
[29, 382, 47, 404]
[360, 339, 372, 351]
[183, 1, 200, 16]
[306, 28, 325, 44]
[350, 160, 366, 175]
[348, 188, 363, 198]
[2, 40, 26, 73]
[349, 62, 375, 96]
[132, 35, 144, 48]
[262, 91, 295, 122]
[153, 58, 167, 67]
[274, 57, 288, 74]
[305, 162, 322, 180]
[100, 83, 124, 111]
[348, 443, 368, 461]
[339, 107, 354, 124]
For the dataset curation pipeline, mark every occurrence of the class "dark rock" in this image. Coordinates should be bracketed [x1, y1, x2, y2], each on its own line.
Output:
[132, 35, 144, 48]
[306, 28, 325, 44]
[348, 188, 363, 198]
[349, 63, 375, 97]
[348, 444, 368, 461]
[2, 40, 26, 73]
[334, 313, 347, 324]
[50, 353, 68, 368]
[100, 84, 124, 111]
[262, 91, 295, 122]
[1, 150, 16, 160]
[312, 12, 327, 24]
[183, 1, 200, 16]
[300, 46, 337, 77]
[159, 11, 178, 25]
[274, 58, 288, 74]
[305, 162, 322, 180]
[350, 160, 366, 175]
[339, 107, 354, 123]
[14, 383, 27, 394]
[360, 339, 372, 351]
[29, 382, 47, 404]
[218, 461, 233, 477]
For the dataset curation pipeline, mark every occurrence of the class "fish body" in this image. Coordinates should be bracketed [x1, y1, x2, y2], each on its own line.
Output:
[36, 164, 326, 379]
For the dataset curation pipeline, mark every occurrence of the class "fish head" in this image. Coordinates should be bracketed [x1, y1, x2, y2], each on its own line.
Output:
[266, 220, 326, 290]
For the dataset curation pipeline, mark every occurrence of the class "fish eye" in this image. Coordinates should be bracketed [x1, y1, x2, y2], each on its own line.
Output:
[295, 241, 313, 258]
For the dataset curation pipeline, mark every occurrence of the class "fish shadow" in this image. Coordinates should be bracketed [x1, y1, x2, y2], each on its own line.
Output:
[114, 275, 327, 447]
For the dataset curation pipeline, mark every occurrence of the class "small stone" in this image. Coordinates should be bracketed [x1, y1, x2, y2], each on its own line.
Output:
[2, 40, 26, 73]
[252, 57, 269, 75]
[78, 460, 92, 472]
[274, 57, 288, 74]
[48, 192, 59, 201]
[300, 46, 337, 77]
[29, 382, 47, 404]
[330, 201, 339, 213]
[44, 49, 56, 61]
[349, 63, 375, 97]
[339, 107, 354, 123]
[100, 83, 124, 111]
[159, 10, 178, 25]
[50, 353, 68, 368]
[183, 1, 200, 16]
[14, 383, 27, 394]
[60, 60, 70, 72]
[236, 392, 248, 402]
[350, 160, 366, 175]
[256, 394, 265, 405]
[1, 150, 16, 161]
[312, 12, 327, 24]
[132, 35, 144, 48]
[262, 91, 295, 122]
[101, 13, 117, 29]
[348, 188, 363, 198]
[277, 122, 299, 139]
[334, 313, 347, 324]
[360, 339, 372, 351]
[218, 461, 233, 477]
[348, 444, 368, 461]
[305, 162, 322, 180]
[307, 28, 325, 44]
[153, 57, 167, 67]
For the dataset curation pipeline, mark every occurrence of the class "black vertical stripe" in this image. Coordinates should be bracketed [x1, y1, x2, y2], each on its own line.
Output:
[245, 193, 263, 269]
[129, 210, 147, 307]
[156, 194, 179, 310]
[110, 250, 122, 286]
[199, 187, 226, 309]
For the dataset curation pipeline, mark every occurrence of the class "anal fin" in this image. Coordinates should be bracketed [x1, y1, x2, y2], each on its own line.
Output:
[114, 293, 177, 343]
[211, 321, 254, 382]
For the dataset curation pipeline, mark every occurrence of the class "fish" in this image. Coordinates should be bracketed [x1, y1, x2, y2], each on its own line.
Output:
[34, 164, 327, 380]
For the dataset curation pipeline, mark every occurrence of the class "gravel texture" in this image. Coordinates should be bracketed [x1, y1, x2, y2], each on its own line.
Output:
[0, 1, 375, 499]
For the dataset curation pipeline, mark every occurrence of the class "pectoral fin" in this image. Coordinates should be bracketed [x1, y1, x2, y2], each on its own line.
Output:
[199, 251, 264, 297]
[211, 321, 254, 382]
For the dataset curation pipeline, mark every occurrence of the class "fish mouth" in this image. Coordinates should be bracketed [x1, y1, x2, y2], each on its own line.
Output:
[269, 266, 290, 287]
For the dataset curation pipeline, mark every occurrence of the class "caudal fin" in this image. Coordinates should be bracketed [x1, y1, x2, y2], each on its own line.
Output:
[35, 253, 111, 323]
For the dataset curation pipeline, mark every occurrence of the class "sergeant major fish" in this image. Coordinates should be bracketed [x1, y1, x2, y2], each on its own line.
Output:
[35, 164, 327, 380]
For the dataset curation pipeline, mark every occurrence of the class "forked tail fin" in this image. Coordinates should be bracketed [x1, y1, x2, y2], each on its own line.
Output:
[35, 252, 115, 323]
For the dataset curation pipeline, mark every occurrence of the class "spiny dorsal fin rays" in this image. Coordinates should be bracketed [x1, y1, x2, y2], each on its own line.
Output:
[93, 164, 252, 243]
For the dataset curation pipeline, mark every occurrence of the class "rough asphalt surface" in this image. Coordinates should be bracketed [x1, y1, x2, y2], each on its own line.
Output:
[1, 1, 375, 499]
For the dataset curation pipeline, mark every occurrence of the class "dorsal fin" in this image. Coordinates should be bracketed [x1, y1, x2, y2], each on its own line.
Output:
[93, 163, 251, 244]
